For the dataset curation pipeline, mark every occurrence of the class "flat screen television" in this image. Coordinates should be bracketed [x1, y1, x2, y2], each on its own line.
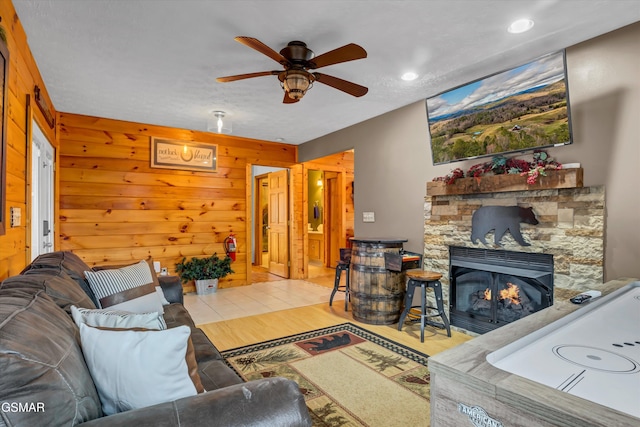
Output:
[426, 50, 572, 165]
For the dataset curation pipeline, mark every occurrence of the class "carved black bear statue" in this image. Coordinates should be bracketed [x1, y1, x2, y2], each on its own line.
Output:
[470, 206, 538, 246]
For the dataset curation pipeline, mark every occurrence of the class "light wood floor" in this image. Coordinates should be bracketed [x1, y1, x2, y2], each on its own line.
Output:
[199, 299, 472, 356]
[200, 263, 472, 355]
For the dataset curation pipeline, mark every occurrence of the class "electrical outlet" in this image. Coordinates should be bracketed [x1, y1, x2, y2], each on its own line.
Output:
[10, 207, 21, 227]
[363, 212, 375, 222]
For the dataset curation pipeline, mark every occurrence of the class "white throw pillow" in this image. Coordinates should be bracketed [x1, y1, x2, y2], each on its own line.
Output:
[70, 305, 166, 330]
[84, 260, 164, 314]
[79, 323, 197, 415]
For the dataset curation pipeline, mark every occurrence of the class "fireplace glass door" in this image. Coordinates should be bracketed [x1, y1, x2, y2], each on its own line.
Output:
[449, 247, 553, 334]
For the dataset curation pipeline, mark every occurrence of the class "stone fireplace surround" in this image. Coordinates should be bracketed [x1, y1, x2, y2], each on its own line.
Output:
[422, 184, 605, 329]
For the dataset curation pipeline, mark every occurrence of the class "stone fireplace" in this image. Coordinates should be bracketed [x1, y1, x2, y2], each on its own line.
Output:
[423, 180, 604, 334]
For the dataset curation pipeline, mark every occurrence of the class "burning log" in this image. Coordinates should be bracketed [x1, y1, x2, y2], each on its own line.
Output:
[471, 291, 492, 311]
[469, 282, 536, 322]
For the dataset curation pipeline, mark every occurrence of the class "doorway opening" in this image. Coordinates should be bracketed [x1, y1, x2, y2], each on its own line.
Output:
[302, 150, 355, 286]
[254, 174, 270, 269]
[307, 169, 324, 264]
[251, 166, 290, 281]
[248, 150, 354, 287]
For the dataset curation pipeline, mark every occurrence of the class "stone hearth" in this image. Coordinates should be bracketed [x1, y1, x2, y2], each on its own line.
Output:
[423, 185, 605, 320]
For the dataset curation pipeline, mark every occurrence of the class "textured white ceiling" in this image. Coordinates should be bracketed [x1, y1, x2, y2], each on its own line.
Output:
[12, 0, 640, 145]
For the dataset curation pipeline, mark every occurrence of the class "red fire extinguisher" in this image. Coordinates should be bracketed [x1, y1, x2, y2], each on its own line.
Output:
[224, 233, 237, 262]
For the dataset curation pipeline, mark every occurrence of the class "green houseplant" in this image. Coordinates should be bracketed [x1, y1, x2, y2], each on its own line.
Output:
[175, 253, 234, 294]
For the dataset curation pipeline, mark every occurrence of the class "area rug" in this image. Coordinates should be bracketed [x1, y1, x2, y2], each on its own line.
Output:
[221, 323, 431, 426]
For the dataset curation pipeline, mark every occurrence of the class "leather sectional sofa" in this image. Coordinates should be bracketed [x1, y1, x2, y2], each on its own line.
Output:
[0, 251, 312, 426]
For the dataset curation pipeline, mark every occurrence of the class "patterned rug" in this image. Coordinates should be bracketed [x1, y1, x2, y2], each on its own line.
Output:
[221, 323, 431, 426]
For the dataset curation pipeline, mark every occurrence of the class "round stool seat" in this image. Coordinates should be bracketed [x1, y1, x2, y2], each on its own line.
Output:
[406, 269, 442, 281]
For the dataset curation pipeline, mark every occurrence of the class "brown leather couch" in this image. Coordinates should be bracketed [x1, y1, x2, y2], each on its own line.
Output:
[0, 251, 312, 426]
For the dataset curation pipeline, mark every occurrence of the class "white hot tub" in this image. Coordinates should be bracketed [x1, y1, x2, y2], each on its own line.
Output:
[487, 281, 640, 418]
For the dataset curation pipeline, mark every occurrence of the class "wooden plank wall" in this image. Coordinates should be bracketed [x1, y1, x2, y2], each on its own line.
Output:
[0, 1, 58, 279]
[58, 113, 297, 288]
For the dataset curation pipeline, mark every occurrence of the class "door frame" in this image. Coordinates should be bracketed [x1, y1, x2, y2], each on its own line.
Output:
[26, 95, 57, 262]
[253, 173, 270, 266]
[323, 171, 343, 268]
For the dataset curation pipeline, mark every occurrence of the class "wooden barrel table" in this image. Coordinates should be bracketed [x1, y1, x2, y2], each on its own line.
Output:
[349, 237, 408, 325]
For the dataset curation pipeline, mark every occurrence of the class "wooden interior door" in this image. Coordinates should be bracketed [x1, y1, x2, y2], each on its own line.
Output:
[268, 169, 289, 278]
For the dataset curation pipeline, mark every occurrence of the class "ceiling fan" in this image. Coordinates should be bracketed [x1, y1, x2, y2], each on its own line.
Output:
[216, 37, 368, 104]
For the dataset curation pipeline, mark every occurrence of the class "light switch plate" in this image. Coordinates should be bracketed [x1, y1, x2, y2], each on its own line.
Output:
[363, 212, 375, 222]
[10, 207, 21, 227]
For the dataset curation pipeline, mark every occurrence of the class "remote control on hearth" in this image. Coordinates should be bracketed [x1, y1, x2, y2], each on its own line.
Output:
[570, 290, 602, 304]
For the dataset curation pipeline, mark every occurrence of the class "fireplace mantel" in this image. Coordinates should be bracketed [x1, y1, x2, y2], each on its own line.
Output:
[426, 168, 583, 196]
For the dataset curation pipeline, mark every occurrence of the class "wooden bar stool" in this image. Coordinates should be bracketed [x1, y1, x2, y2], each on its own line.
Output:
[329, 249, 351, 311]
[397, 270, 451, 342]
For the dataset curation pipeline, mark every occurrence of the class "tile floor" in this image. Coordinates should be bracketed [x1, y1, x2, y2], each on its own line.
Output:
[184, 279, 344, 325]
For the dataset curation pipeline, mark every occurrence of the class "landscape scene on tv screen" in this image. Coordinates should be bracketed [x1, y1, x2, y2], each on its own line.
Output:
[427, 51, 571, 165]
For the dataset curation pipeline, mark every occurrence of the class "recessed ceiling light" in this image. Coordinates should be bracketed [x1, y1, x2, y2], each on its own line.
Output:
[401, 72, 418, 81]
[508, 19, 534, 34]
[275, 137, 285, 142]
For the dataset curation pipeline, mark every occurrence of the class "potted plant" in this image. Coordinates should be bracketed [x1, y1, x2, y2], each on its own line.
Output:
[175, 253, 234, 294]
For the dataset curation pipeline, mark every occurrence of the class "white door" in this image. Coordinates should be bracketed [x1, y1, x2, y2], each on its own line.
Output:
[31, 120, 54, 260]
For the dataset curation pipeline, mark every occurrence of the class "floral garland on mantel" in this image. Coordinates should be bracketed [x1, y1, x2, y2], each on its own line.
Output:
[433, 150, 562, 185]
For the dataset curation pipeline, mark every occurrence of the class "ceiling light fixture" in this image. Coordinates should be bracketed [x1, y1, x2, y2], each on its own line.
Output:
[508, 19, 534, 34]
[281, 70, 315, 100]
[207, 111, 232, 134]
[401, 72, 418, 81]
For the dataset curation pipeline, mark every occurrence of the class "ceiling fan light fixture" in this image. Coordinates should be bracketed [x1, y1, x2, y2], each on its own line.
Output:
[207, 111, 232, 134]
[219, 37, 368, 103]
[282, 70, 313, 100]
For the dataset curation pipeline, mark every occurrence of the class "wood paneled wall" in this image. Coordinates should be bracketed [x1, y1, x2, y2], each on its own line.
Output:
[58, 113, 297, 288]
[0, 1, 58, 279]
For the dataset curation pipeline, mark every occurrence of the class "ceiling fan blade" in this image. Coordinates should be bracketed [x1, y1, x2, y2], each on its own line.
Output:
[234, 36, 288, 65]
[283, 92, 299, 104]
[216, 71, 279, 82]
[309, 43, 367, 69]
[313, 73, 368, 97]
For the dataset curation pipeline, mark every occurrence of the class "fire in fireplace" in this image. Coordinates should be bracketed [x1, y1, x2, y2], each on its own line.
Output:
[449, 246, 553, 334]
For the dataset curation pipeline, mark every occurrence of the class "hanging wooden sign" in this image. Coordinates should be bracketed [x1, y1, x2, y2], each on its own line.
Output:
[150, 137, 217, 172]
